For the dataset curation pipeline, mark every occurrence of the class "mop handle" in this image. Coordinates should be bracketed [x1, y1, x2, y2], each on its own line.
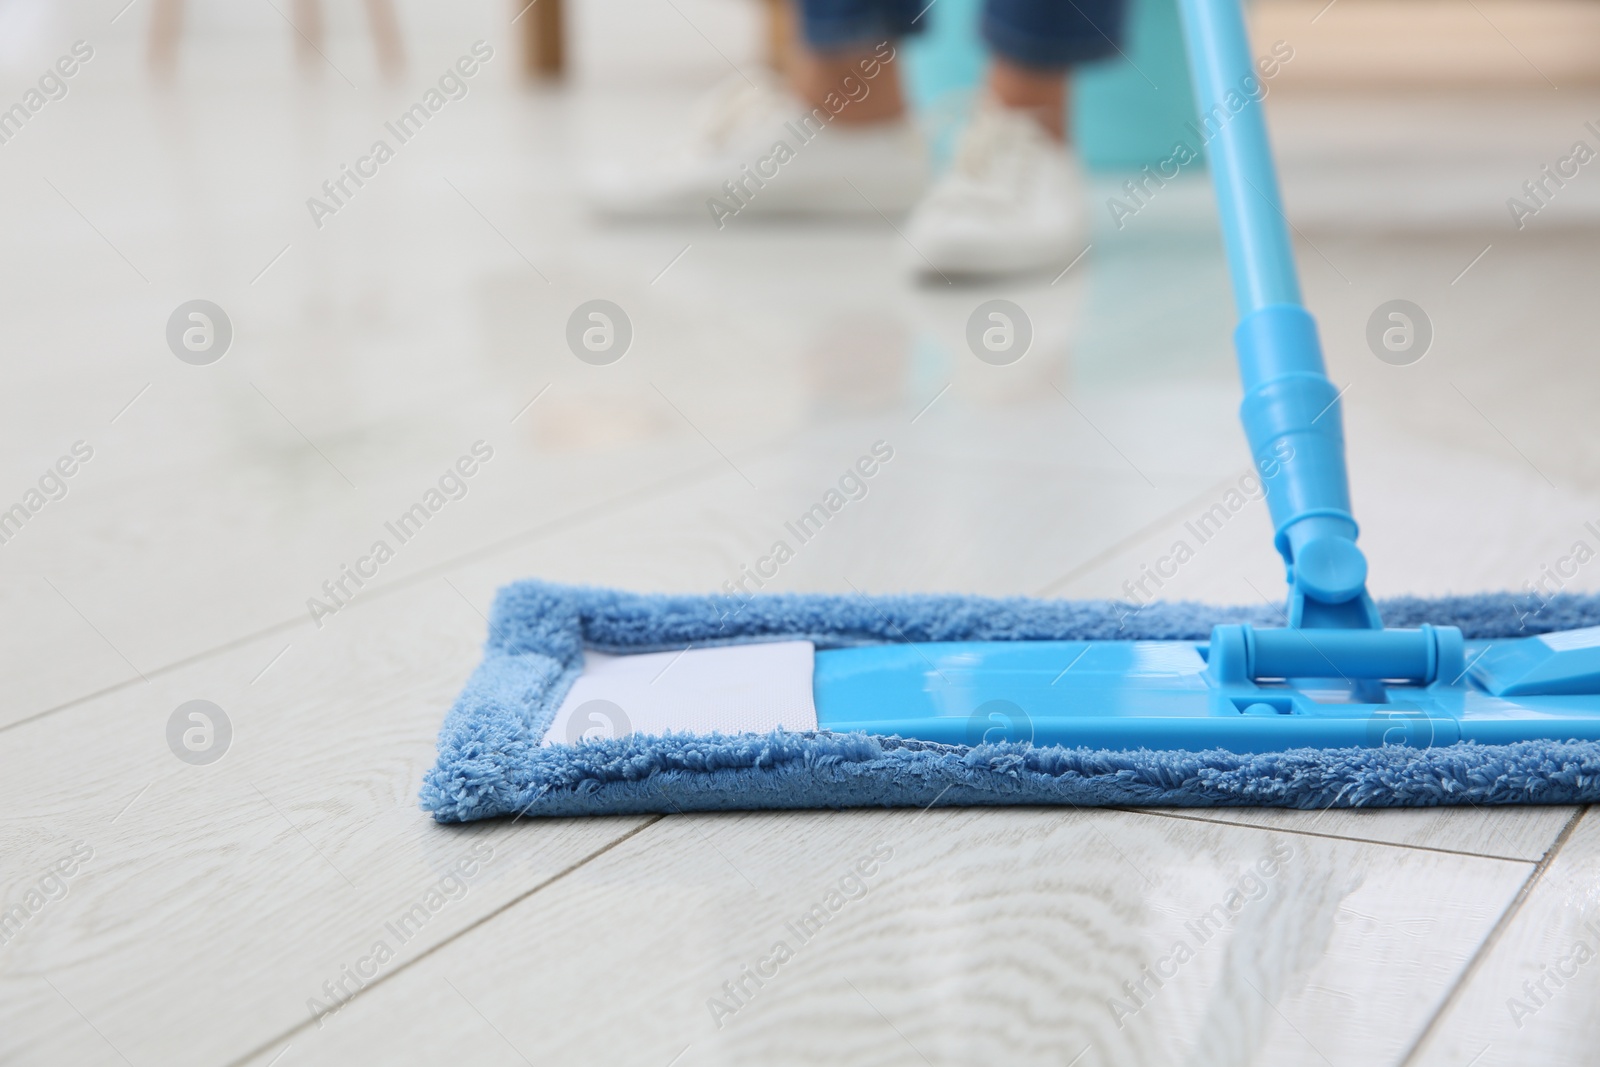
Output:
[1175, 0, 1379, 629]
[1172, 0, 1298, 314]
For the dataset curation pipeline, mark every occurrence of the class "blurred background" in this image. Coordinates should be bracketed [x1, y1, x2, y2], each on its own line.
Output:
[2, 0, 1599, 715]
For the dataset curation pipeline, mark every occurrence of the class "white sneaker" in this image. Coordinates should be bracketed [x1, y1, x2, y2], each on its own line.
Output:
[587, 74, 929, 225]
[903, 99, 1086, 277]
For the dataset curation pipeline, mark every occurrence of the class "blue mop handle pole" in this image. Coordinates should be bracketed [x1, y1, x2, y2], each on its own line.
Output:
[1175, 0, 1299, 316]
[1176, 0, 1378, 628]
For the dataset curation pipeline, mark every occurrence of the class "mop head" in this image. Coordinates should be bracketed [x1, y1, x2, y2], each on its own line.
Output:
[420, 581, 1600, 822]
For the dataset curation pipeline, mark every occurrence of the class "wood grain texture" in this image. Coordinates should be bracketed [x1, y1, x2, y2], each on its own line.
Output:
[229, 808, 1530, 1067]
[1410, 808, 1599, 1067]
[0, 580, 649, 1067]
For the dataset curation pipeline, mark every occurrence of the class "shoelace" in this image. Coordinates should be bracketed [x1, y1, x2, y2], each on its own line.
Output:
[939, 104, 1049, 206]
[682, 74, 786, 153]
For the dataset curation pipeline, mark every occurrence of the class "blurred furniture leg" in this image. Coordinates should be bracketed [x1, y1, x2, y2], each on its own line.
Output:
[292, 0, 325, 71]
[520, 0, 565, 78]
[147, 0, 404, 78]
[364, 0, 405, 77]
[148, 0, 184, 77]
[764, 0, 793, 73]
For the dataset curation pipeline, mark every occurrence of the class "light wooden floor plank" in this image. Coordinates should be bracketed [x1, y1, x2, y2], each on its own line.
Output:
[230, 807, 1530, 1067]
[1149, 806, 1578, 864]
[1408, 807, 1597, 1067]
[0, 580, 650, 1067]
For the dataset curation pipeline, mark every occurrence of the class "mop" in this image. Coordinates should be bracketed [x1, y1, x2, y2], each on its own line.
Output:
[421, 0, 1600, 822]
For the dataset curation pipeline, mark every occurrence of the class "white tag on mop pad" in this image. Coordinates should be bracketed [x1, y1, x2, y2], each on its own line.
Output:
[544, 641, 818, 745]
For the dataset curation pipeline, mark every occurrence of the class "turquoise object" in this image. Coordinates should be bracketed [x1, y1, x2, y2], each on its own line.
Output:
[901, 0, 984, 167]
[1073, 0, 1202, 171]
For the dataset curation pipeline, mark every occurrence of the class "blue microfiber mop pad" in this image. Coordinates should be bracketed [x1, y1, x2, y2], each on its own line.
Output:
[420, 581, 1600, 822]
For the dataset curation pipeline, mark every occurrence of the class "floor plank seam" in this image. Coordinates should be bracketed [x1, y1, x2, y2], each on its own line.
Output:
[1124, 806, 1564, 864]
[1, 445, 766, 736]
[0, 614, 305, 737]
[219, 814, 666, 1067]
[1395, 804, 1590, 1066]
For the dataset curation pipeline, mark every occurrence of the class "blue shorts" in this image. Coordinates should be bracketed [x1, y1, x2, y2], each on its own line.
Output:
[798, 0, 1128, 70]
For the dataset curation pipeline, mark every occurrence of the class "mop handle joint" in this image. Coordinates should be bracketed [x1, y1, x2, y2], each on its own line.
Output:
[1178, 0, 1377, 629]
